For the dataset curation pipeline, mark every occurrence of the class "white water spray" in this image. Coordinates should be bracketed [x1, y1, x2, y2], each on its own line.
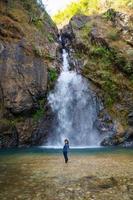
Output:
[47, 49, 101, 146]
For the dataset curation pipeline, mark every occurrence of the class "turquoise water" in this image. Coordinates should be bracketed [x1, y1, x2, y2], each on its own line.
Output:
[0, 146, 133, 157]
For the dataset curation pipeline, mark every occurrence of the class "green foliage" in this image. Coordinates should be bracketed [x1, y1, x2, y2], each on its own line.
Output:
[103, 8, 116, 21]
[81, 24, 93, 40]
[53, 0, 100, 24]
[90, 46, 114, 66]
[32, 17, 44, 30]
[53, 0, 133, 25]
[20, 0, 44, 13]
[0, 117, 23, 127]
[33, 45, 44, 57]
[129, 74, 133, 85]
[127, 49, 133, 58]
[84, 46, 119, 107]
[33, 46, 55, 61]
[47, 34, 55, 43]
[91, 46, 108, 57]
[122, 62, 133, 74]
[100, 71, 118, 106]
[107, 30, 120, 41]
[90, 46, 130, 76]
[48, 68, 58, 90]
[32, 99, 45, 122]
[44, 53, 55, 61]
[48, 68, 58, 82]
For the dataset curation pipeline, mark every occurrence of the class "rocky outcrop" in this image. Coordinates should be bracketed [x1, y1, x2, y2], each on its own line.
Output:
[61, 9, 133, 146]
[0, 0, 61, 148]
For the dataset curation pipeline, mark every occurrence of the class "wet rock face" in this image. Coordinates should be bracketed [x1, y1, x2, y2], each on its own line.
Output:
[0, 1, 61, 148]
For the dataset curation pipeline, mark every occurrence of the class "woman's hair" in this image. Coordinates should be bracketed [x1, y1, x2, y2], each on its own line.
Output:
[64, 139, 69, 144]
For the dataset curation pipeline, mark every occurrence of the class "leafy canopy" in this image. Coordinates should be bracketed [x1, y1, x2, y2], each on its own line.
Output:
[53, 0, 133, 25]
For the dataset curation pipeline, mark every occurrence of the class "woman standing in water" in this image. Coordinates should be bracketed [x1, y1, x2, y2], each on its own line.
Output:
[63, 139, 69, 163]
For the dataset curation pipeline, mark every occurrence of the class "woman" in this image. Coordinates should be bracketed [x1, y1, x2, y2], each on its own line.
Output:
[63, 139, 69, 163]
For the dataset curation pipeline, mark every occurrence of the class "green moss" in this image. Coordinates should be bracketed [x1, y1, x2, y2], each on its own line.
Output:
[32, 99, 45, 122]
[48, 68, 58, 90]
[81, 24, 92, 40]
[44, 53, 55, 61]
[90, 46, 114, 67]
[74, 52, 84, 59]
[33, 46, 55, 61]
[0, 117, 23, 127]
[101, 67, 118, 105]
[33, 45, 44, 57]
[127, 49, 133, 58]
[90, 46, 108, 57]
[107, 30, 120, 41]
[103, 9, 116, 21]
[90, 46, 133, 76]
[114, 54, 133, 75]
[32, 17, 44, 30]
[47, 34, 55, 43]
[123, 62, 133, 74]
[48, 68, 58, 82]
[20, 0, 44, 13]
[82, 46, 120, 107]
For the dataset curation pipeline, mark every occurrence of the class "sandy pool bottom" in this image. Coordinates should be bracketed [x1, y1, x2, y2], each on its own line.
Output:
[0, 152, 133, 200]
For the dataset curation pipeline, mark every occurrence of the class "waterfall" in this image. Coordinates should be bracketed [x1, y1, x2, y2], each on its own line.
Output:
[47, 49, 102, 147]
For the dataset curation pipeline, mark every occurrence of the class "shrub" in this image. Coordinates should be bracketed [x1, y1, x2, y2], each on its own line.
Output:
[0, 117, 23, 127]
[81, 24, 93, 40]
[47, 34, 55, 43]
[33, 45, 44, 57]
[103, 9, 116, 21]
[48, 68, 58, 82]
[90, 46, 110, 58]
[20, 0, 44, 12]
[123, 62, 133, 74]
[107, 30, 120, 41]
[32, 18, 44, 30]
[99, 70, 118, 106]
[32, 99, 45, 122]
[127, 49, 133, 58]
[44, 53, 55, 61]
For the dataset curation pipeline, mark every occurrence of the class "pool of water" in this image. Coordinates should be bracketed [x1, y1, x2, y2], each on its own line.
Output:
[0, 146, 133, 157]
[0, 146, 133, 200]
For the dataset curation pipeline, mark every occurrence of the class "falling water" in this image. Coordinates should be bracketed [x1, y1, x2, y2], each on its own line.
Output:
[47, 49, 102, 146]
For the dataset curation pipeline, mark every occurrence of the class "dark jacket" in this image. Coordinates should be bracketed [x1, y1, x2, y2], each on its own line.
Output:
[63, 144, 69, 153]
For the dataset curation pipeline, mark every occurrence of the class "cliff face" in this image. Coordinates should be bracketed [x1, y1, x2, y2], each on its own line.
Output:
[0, 0, 61, 148]
[61, 9, 133, 146]
[1, 2, 133, 148]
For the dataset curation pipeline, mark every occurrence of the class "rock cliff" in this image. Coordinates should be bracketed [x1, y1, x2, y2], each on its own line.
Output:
[61, 9, 133, 146]
[1, 2, 133, 148]
[0, 0, 61, 148]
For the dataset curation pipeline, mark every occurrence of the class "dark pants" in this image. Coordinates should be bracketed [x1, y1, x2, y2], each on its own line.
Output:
[63, 151, 68, 163]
